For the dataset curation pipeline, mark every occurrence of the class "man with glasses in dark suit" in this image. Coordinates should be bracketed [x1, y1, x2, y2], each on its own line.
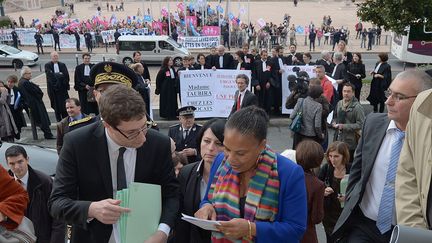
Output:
[49, 62, 179, 243]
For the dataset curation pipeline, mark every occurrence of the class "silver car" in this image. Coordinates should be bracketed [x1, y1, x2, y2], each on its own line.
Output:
[0, 44, 39, 68]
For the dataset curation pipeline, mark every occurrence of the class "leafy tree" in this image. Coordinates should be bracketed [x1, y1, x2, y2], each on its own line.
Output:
[357, 0, 432, 34]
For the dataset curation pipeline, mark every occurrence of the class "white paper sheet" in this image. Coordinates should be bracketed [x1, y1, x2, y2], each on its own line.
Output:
[181, 213, 221, 231]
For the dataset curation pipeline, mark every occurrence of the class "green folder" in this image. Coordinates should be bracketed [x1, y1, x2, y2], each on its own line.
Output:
[118, 182, 161, 243]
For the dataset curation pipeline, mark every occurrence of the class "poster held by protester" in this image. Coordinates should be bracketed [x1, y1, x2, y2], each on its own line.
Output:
[281, 65, 317, 114]
[180, 70, 251, 118]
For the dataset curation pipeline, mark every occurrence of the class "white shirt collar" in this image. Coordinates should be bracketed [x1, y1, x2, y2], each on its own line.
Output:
[105, 129, 135, 152]
[15, 169, 29, 188]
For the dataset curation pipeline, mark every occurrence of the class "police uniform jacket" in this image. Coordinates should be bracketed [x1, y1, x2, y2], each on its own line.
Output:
[168, 123, 202, 163]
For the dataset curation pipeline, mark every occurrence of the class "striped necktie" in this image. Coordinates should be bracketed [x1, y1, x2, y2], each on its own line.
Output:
[376, 129, 405, 234]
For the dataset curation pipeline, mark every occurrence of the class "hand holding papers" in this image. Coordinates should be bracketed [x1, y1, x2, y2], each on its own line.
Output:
[117, 182, 161, 243]
[181, 214, 221, 231]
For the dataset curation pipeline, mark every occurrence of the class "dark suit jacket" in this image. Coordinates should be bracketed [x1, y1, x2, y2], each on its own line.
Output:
[287, 53, 304, 65]
[332, 113, 390, 240]
[316, 59, 335, 75]
[45, 61, 70, 92]
[251, 59, 273, 87]
[168, 123, 202, 163]
[332, 63, 347, 96]
[230, 90, 258, 115]
[211, 53, 233, 69]
[49, 121, 179, 243]
[10, 166, 66, 243]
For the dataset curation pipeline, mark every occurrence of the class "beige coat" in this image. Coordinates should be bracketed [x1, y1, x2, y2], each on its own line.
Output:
[0, 88, 17, 138]
[396, 89, 432, 229]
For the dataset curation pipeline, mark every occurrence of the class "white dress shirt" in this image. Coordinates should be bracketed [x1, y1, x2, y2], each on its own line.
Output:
[238, 89, 246, 107]
[360, 120, 399, 223]
[9, 89, 14, 105]
[262, 60, 267, 71]
[236, 62, 241, 70]
[105, 130, 170, 243]
[219, 56, 224, 68]
[169, 68, 175, 78]
[14, 170, 29, 191]
[374, 63, 382, 73]
[84, 65, 91, 76]
[278, 57, 284, 69]
[53, 63, 60, 73]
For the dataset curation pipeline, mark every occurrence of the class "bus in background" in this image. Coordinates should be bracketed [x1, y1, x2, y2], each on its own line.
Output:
[391, 23, 432, 64]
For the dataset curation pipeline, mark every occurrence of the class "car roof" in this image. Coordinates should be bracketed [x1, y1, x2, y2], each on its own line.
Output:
[0, 142, 58, 176]
[118, 35, 171, 41]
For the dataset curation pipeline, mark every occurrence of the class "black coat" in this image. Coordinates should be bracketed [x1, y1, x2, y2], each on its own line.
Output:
[134, 60, 151, 80]
[332, 63, 347, 97]
[367, 62, 392, 105]
[286, 53, 304, 65]
[193, 63, 211, 70]
[156, 67, 178, 119]
[251, 59, 273, 112]
[134, 74, 151, 116]
[231, 61, 250, 70]
[8, 86, 26, 131]
[45, 61, 70, 113]
[49, 122, 179, 243]
[346, 62, 366, 90]
[211, 54, 233, 69]
[316, 59, 335, 75]
[174, 161, 211, 243]
[168, 123, 202, 163]
[9, 166, 66, 243]
[74, 63, 95, 92]
[17, 78, 51, 128]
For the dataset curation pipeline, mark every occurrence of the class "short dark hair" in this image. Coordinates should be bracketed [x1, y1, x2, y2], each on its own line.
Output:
[308, 84, 323, 99]
[235, 50, 245, 60]
[353, 52, 362, 64]
[196, 118, 226, 154]
[326, 141, 350, 166]
[197, 53, 205, 60]
[236, 73, 249, 86]
[303, 52, 312, 59]
[5, 145, 28, 160]
[290, 44, 297, 48]
[226, 106, 269, 142]
[275, 46, 283, 52]
[66, 97, 81, 106]
[296, 140, 324, 171]
[133, 51, 141, 58]
[378, 52, 388, 62]
[343, 82, 356, 91]
[82, 53, 91, 59]
[99, 85, 146, 127]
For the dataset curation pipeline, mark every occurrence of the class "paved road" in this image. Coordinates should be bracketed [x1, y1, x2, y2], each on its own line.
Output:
[0, 52, 414, 82]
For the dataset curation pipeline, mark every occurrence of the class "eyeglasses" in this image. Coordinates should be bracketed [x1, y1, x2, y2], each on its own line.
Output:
[385, 89, 417, 102]
[114, 122, 151, 140]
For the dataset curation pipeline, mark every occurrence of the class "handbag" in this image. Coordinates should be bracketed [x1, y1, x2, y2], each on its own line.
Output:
[289, 98, 305, 133]
[0, 217, 37, 243]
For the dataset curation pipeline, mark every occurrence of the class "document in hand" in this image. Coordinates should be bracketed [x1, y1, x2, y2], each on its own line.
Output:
[181, 213, 221, 231]
[117, 182, 161, 243]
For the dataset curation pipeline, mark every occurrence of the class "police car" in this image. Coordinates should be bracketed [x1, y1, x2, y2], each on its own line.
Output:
[0, 44, 39, 68]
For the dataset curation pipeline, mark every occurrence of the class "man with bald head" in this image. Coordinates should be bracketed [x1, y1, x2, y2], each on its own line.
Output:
[332, 70, 432, 243]
[211, 45, 233, 70]
[45, 51, 70, 121]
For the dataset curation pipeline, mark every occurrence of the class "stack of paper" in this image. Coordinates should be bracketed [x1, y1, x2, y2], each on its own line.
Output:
[181, 214, 221, 231]
[116, 182, 161, 243]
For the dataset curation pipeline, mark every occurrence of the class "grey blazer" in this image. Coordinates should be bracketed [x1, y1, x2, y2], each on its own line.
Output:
[332, 113, 390, 240]
[290, 97, 323, 138]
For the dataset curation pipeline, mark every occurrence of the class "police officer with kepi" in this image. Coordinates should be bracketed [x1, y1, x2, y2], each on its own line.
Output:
[168, 106, 202, 163]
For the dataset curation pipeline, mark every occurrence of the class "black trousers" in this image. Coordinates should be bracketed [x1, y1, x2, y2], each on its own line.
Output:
[54, 41, 61, 51]
[337, 207, 393, 243]
[36, 43, 44, 54]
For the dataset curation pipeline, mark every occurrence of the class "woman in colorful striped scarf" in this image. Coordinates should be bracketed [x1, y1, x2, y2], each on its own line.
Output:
[195, 106, 307, 243]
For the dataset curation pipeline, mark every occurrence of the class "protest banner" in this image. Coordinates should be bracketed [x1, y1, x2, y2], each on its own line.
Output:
[281, 65, 317, 114]
[59, 34, 86, 48]
[177, 36, 220, 49]
[101, 30, 116, 43]
[180, 70, 251, 118]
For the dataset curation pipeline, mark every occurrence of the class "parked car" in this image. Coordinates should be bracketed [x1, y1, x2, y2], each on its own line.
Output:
[117, 35, 189, 67]
[0, 44, 39, 68]
[0, 141, 58, 176]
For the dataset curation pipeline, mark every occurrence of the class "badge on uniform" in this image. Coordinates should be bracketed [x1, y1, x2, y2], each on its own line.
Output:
[165, 71, 171, 77]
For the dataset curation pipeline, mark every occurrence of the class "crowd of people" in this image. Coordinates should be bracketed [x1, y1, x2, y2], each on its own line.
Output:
[0, 38, 432, 243]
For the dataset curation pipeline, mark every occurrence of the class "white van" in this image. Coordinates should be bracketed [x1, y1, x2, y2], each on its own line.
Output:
[117, 35, 189, 66]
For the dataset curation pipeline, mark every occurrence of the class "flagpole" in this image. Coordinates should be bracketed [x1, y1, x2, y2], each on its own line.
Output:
[184, 0, 188, 36]
[168, 0, 172, 36]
